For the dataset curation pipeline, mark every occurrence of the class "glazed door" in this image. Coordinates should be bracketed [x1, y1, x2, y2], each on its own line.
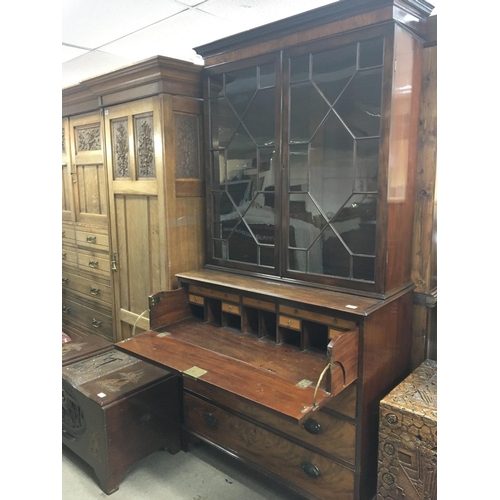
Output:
[104, 96, 168, 341]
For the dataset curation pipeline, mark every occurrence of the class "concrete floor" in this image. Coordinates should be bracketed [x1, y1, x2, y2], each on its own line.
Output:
[62, 441, 306, 499]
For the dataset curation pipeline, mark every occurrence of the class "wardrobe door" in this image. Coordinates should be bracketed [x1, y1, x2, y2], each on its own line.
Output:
[105, 96, 168, 341]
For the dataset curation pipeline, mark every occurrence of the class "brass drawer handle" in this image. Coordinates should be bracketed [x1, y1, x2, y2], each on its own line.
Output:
[62, 278, 69, 285]
[301, 462, 321, 479]
[90, 286, 100, 296]
[202, 412, 217, 427]
[62, 253, 67, 259]
[287, 320, 291, 326]
[303, 418, 322, 435]
[88, 260, 99, 268]
[92, 318, 103, 328]
[86, 236, 97, 243]
[62, 306, 71, 314]
[62, 231, 65, 237]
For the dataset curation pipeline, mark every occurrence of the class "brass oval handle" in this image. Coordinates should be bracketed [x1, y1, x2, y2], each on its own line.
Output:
[92, 318, 103, 328]
[301, 462, 321, 479]
[89, 260, 99, 268]
[287, 320, 291, 326]
[303, 418, 322, 435]
[202, 412, 217, 427]
[90, 286, 100, 296]
[86, 236, 97, 243]
[228, 305, 232, 310]
[62, 306, 71, 314]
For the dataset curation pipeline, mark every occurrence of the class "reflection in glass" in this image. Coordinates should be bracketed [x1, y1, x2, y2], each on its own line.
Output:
[287, 37, 384, 282]
[208, 62, 277, 268]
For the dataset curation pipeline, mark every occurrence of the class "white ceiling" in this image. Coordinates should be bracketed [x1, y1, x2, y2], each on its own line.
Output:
[62, 0, 438, 89]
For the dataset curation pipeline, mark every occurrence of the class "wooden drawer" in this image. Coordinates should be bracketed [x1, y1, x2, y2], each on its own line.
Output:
[242, 296, 276, 312]
[278, 315, 302, 331]
[189, 285, 239, 303]
[62, 270, 112, 305]
[62, 225, 76, 244]
[184, 379, 356, 465]
[189, 294, 204, 305]
[76, 229, 109, 252]
[184, 393, 355, 500]
[62, 248, 78, 267]
[62, 294, 112, 337]
[279, 305, 357, 331]
[77, 249, 110, 276]
[221, 301, 241, 315]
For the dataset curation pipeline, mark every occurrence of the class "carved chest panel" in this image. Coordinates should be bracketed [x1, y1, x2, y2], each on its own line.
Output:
[377, 359, 437, 500]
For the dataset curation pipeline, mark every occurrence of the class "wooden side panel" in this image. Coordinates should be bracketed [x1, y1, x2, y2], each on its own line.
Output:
[385, 26, 423, 292]
[62, 117, 74, 221]
[358, 291, 413, 500]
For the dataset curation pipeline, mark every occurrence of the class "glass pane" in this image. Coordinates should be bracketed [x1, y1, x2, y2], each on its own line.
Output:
[355, 138, 379, 192]
[335, 68, 383, 138]
[259, 63, 276, 88]
[290, 54, 309, 83]
[332, 194, 377, 255]
[244, 88, 276, 146]
[225, 67, 257, 118]
[227, 221, 258, 264]
[312, 44, 357, 106]
[353, 255, 375, 281]
[309, 112, 354, 215]
[211, 96, 239, 149]
[290, 81, 330, 143]
[289, 144, 309, 191]
[321, 228, 351, 278]
[260, 245, 274, 267]
[359, 38, 384, 69]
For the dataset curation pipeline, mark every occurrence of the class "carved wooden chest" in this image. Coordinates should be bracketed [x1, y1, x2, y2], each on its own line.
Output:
[62, 349, 181, 494]
[62, 331, 113, 366]
[377, 359, 437, 500]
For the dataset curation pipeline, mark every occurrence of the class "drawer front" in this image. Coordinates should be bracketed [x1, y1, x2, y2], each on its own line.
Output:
[189, 285, 239, 304]
[184, 393, 355, 500]
[61, 270, 112, 305]
[189, 294, 205, 306]
[62, 295, 112, 337]
[77, 250, 111, 276]
[184, 379, 356, 464]
[279, 305, 357, 330]
[62, 248, 78, 267]
[278, 315, 302, 331]
[76, 229, 109, 252]
[221, 301, 241, 316]
[242, 296, 276, 312]
[62, 225, 76, 245]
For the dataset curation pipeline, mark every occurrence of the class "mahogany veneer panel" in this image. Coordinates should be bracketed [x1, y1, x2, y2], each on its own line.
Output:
[117, 326, 332, 424]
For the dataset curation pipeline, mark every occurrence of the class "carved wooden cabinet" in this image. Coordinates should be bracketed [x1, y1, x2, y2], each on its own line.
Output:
[62, 56, 205, 341]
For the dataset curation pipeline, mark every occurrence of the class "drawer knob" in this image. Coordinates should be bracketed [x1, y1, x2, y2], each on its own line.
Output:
[92, 318, 103, 328]
[62, 253, 67, 259]
[62, 306, 71, 314]
[202, 412, 217, 427]
[303, 418, 322, 435]
[90, 286, 100, 296]
[89, 260, 99, 268]
[62, 278, 69, 285]
[86, 236, 97, 244]
[301, 462, 321, 479]
[287, 320, 291, 326]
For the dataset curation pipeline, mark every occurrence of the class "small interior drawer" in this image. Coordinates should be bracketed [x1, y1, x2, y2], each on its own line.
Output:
[189, 294, 204, 305]
[279, 305, 357, 330]
[222, 302, 241, 315]
[278, 315, 301, 331]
